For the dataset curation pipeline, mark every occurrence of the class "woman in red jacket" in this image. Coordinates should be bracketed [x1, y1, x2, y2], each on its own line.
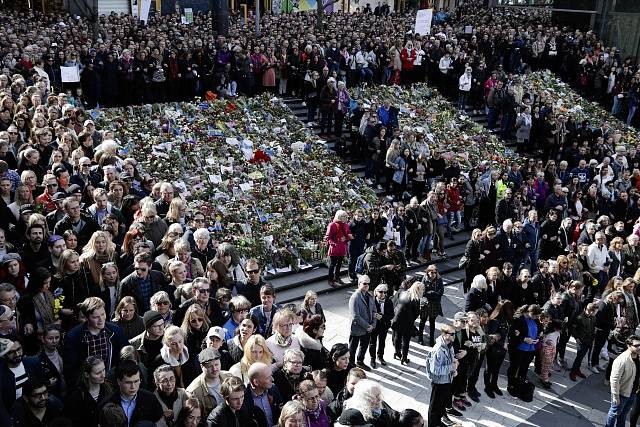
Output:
[400, 41, 417, 85]
[324, 210, 353, 287]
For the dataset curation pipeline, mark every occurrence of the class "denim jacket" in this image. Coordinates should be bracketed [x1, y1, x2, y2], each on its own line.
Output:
[426, 336, 455, 384]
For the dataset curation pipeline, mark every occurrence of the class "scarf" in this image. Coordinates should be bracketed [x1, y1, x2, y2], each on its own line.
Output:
[34, 291, 55, 326]
[86, 252, 116, 285]
[274, 332, 292, 347]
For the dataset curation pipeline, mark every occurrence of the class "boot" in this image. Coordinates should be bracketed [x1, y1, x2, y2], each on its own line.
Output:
[424, 249, 432, 262]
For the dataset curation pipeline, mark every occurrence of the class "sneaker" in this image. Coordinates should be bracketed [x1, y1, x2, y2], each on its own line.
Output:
[446, 407, 463, 417]
[460, 397, 472, 407]
[452, 399, 466, 411]
[376, 184, 383, 190]
[441, 415, 456, 426]
[301, 101, 307, 106]
[589, 365, 600, 374]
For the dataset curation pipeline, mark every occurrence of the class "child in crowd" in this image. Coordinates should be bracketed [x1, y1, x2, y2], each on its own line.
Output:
[539, 320, 562, 389]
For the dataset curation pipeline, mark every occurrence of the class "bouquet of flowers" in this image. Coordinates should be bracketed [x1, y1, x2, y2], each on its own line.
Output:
[93, 95, 379, 265]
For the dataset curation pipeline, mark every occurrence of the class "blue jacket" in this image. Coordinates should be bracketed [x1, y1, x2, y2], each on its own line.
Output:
[249, 304, 281, 337]
[522, 219, 540, 251]
[392, 156, 408, 184]
[426, 336, 455, 384]
[63, 321, 128, 386]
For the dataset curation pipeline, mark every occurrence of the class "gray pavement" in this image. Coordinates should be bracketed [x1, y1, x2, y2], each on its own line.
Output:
[290, 282, 612, 427]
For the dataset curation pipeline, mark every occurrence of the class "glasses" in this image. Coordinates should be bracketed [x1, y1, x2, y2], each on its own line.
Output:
[632, 344, 640, 348]
[442, 331, 454, 336]
[159, 377, 176, 384]
[377, 290, 387, 294]
[287, 360, 303, 366]
[197, 288, 210, 294]
[156, 300, 169, 306]
[190, 317, 205, 323]
[247, 269, 260, 274]
[235, 308, 249, 313]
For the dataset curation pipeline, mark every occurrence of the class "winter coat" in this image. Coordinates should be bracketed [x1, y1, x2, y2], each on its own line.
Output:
[325, 220, 351, 257]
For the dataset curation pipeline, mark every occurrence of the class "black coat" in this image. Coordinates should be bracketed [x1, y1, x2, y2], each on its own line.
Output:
[373, 297, 394, 333]
[64, 385, 109, 427]
[207, 401, 257, 427]
[465, 288, 488, 312]
[297, 330, 328, 371]
[391, 292, 419, 335]
[101, 389, 163, 425]
[242, 386, 283, 427]
[118, 270, 169, 313]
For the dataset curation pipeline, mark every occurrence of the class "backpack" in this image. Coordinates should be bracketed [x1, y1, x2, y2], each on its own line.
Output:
[355, 252, 368, 275]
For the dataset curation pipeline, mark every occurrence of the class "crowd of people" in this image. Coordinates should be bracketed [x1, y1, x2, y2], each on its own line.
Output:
[1, 0, 640, 427]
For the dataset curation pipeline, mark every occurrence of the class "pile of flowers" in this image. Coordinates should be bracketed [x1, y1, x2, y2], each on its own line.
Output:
[523, 71, 640, 146]
[93, 95, 379, 267]
[352, 83, 517, 169]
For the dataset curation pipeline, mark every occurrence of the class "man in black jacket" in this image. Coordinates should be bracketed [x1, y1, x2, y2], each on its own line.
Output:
[243, 362, 283, 427]
[369, 284, 394, 368]
[327, 367, 367, 422]
[101, 360, 162, 425]
[118, 253, 169, 312]
[53, 197, 99, 249]
[496, 189, 517, 225]
[591, 291, 625, 372]
[207, 376, 255, 427]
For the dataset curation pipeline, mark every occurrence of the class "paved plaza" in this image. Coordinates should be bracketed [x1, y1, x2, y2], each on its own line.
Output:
[294, 283, 612, 427]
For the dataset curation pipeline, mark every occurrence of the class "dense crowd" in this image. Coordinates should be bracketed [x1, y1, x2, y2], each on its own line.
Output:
[1, 1, 640, 427]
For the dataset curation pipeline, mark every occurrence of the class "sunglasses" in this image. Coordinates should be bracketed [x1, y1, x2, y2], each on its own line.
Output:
[246, 269, 260, 274]
[156, 300, 170, 306]
[197, 288, 210, 294]
[190, 317, 205, 323]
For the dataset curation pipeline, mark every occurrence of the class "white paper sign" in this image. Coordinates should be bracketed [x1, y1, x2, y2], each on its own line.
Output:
[60, 66, 80, 82]
[414, 9, 433, 36]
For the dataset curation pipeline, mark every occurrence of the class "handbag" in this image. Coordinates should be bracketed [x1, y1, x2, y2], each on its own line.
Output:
[436, 216, 448, 225]
[458, 255, 469, 269]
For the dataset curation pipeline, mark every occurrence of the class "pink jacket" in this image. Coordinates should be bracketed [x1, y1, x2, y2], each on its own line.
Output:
[325, 221, 351, 257]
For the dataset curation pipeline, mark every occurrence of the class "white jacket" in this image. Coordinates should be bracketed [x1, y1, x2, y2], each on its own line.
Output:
[458, 73, 472, 92]
[587, 242, 610, 273]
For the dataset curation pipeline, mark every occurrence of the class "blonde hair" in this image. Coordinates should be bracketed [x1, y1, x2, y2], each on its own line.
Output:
[80, 230, 117, 261]
[180, 304, 211, 336]
[240, 335, 273, 373]
[407, 281, 424, 301]
[162, 325, 184, 346]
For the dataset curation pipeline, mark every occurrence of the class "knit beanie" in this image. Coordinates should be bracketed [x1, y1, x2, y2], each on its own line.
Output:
[143, 310, 163, 330]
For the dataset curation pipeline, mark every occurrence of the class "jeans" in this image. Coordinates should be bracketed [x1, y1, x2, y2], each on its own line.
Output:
[571, 340, 590, 372]
[328, 255, 343, 281]
[359, 67, 374, 83]
[349, 333, 371, 364]
[627, 105, 638, 125]
[418, 233, 433, 256]
[447, 211, 463, 229]
[591, 329, 609, 367]
[307, 104, 317, 123]
[458, 90, 470, 111]
[487, 107, 498, 130]
[611, 95, 623, 116]
[607, 394, 636, 427]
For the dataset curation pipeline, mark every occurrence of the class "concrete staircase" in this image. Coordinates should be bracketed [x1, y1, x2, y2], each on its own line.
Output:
[262, 96, 470, 303]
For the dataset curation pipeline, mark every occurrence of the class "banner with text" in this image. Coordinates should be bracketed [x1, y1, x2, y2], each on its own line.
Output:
[414, 8, 433, 36]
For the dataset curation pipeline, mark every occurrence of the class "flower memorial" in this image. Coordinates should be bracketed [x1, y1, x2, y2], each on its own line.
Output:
[92, 95, 379, 267]
[352, 83, 518, 168]
[523, 71, 640, 146]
